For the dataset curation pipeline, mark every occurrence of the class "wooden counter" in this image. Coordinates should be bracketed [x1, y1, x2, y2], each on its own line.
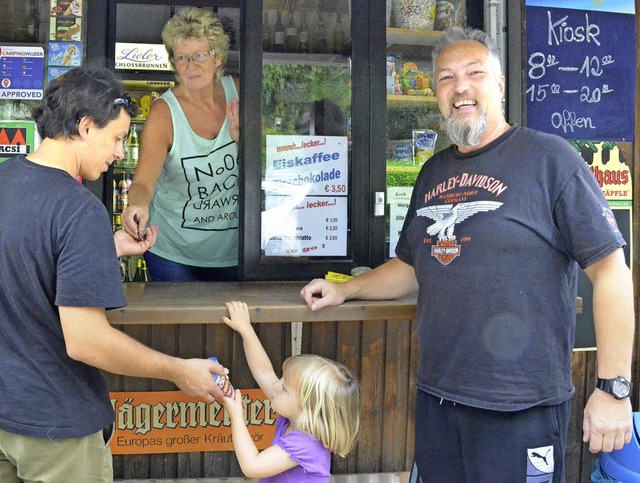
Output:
[105, 282, 594, 481]
[106, 282, 579, 325]
[106, 282, 418, 325]
[106, 281, 419, 480]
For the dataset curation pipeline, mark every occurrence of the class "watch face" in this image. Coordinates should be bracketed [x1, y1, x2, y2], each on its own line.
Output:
[612, 378, 631, 397]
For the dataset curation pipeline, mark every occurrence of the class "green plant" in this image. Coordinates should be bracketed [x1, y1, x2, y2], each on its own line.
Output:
[386, 162, 421, 187]
[262, 64, 351, 134]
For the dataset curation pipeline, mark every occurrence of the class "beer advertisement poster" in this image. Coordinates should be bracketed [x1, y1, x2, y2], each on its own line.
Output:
[109, 390, 276, 455]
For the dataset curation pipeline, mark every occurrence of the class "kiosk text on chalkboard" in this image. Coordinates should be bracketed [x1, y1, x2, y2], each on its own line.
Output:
[525, 6, 635, 142]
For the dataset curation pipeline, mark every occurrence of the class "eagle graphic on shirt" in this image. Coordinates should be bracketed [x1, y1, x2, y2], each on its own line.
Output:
[416, 201, 503, 265]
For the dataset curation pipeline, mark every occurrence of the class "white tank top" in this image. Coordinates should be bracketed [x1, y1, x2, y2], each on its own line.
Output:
[148, 75, 239, 267]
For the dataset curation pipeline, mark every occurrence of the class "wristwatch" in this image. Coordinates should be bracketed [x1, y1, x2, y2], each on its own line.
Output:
[596, 376, 633, 399]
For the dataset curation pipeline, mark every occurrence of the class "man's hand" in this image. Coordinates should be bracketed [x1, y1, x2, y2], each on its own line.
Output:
[300, 278, 346, 311]
[583, 389, 633, 453]
[113, 225, 158, 258]
[173, 358, 229, 402]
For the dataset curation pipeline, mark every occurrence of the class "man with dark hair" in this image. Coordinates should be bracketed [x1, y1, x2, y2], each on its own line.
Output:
[0, 66, 228, 482]
[301, 27, 634, 482]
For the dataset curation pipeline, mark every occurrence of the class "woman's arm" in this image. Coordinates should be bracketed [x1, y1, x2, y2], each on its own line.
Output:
[228, 75, 240, 143]
[122, 98, 173, 240]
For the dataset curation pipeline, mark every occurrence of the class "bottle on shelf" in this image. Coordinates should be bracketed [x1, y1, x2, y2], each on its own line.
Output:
[273, 11, 285, 53]
[263, 10, 272, 52]
[132, 258, 145, 282]
[113, 214, 122, 233]
[118, 257, 129, 283]
[117, 172, 130, 211]
[298, 13, 309, 53]
[141, 260, 150, 282]
[125, 125, 139, 169]
[114, 175, 124, 213]
[313, 13, 328, 54]
[113, 179, 118, 212]
[333, 13, 345, 54]
[222, 16, 237, 51]
[285, 12, 298, 53]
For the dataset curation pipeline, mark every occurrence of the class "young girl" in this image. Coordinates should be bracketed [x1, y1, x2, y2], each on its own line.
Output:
[221, 300, 361, 482]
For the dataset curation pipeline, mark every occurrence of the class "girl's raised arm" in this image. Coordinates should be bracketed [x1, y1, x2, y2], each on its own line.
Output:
[222, 301, 279, 397]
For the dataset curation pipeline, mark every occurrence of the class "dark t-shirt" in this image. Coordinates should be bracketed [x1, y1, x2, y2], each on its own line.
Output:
[0, 156, 127, 439]
[396, 126, 625, 411]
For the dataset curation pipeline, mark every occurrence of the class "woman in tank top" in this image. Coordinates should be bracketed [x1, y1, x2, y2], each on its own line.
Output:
[122, 7, 240, 282]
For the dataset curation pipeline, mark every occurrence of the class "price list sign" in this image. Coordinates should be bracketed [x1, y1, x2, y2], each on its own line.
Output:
[263, 135, 348, 257]
[525, 5, 635, 142]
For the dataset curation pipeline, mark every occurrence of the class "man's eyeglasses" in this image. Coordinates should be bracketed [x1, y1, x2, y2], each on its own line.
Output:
[172, 50, 216, 66]
[113, 93, 137, 117]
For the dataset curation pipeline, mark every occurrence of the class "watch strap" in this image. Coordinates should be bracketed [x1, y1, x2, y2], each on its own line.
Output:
[596, 378, 613, 393]
[596, 376, 633, 399]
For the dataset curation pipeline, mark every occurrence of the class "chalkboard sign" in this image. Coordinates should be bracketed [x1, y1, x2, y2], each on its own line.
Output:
[525, 6, 635, 142]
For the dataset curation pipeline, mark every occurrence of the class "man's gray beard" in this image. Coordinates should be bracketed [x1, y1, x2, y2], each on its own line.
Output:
[445, 111, 489, 147]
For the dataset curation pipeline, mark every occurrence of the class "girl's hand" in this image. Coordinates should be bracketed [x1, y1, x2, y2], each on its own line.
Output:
[222, 301, 251, 333]
[221, 388, 244, 419]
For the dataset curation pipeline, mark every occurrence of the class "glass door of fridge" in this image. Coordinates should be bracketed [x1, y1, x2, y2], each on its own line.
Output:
[384, 1, 468, 260]
[241, 0, 373, 281]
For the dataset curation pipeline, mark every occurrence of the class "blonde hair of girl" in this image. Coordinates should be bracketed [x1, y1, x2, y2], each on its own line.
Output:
[283, 354, 361, 457]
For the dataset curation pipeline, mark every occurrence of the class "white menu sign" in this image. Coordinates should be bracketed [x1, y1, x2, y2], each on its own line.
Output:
[263, 135, 348, 257]
[388, 186, 413, 258]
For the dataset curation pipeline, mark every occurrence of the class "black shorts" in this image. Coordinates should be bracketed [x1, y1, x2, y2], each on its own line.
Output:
[414, 390, 570, 483]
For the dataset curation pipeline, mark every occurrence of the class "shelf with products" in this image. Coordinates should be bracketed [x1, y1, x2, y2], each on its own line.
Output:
[386, 28, 443, 47]
[263, 1, 351, 59]
[263, 51, 350, 67]
[386, 28, 438, 101]
[384, 26, 447, 259]
[122, 79, 175, 121]
[387, 94, 437, 107]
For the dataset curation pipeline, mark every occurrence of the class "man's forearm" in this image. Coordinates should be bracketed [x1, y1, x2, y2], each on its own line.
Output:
[342, 257, 419, 301]
[587, 250, 635, 378]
